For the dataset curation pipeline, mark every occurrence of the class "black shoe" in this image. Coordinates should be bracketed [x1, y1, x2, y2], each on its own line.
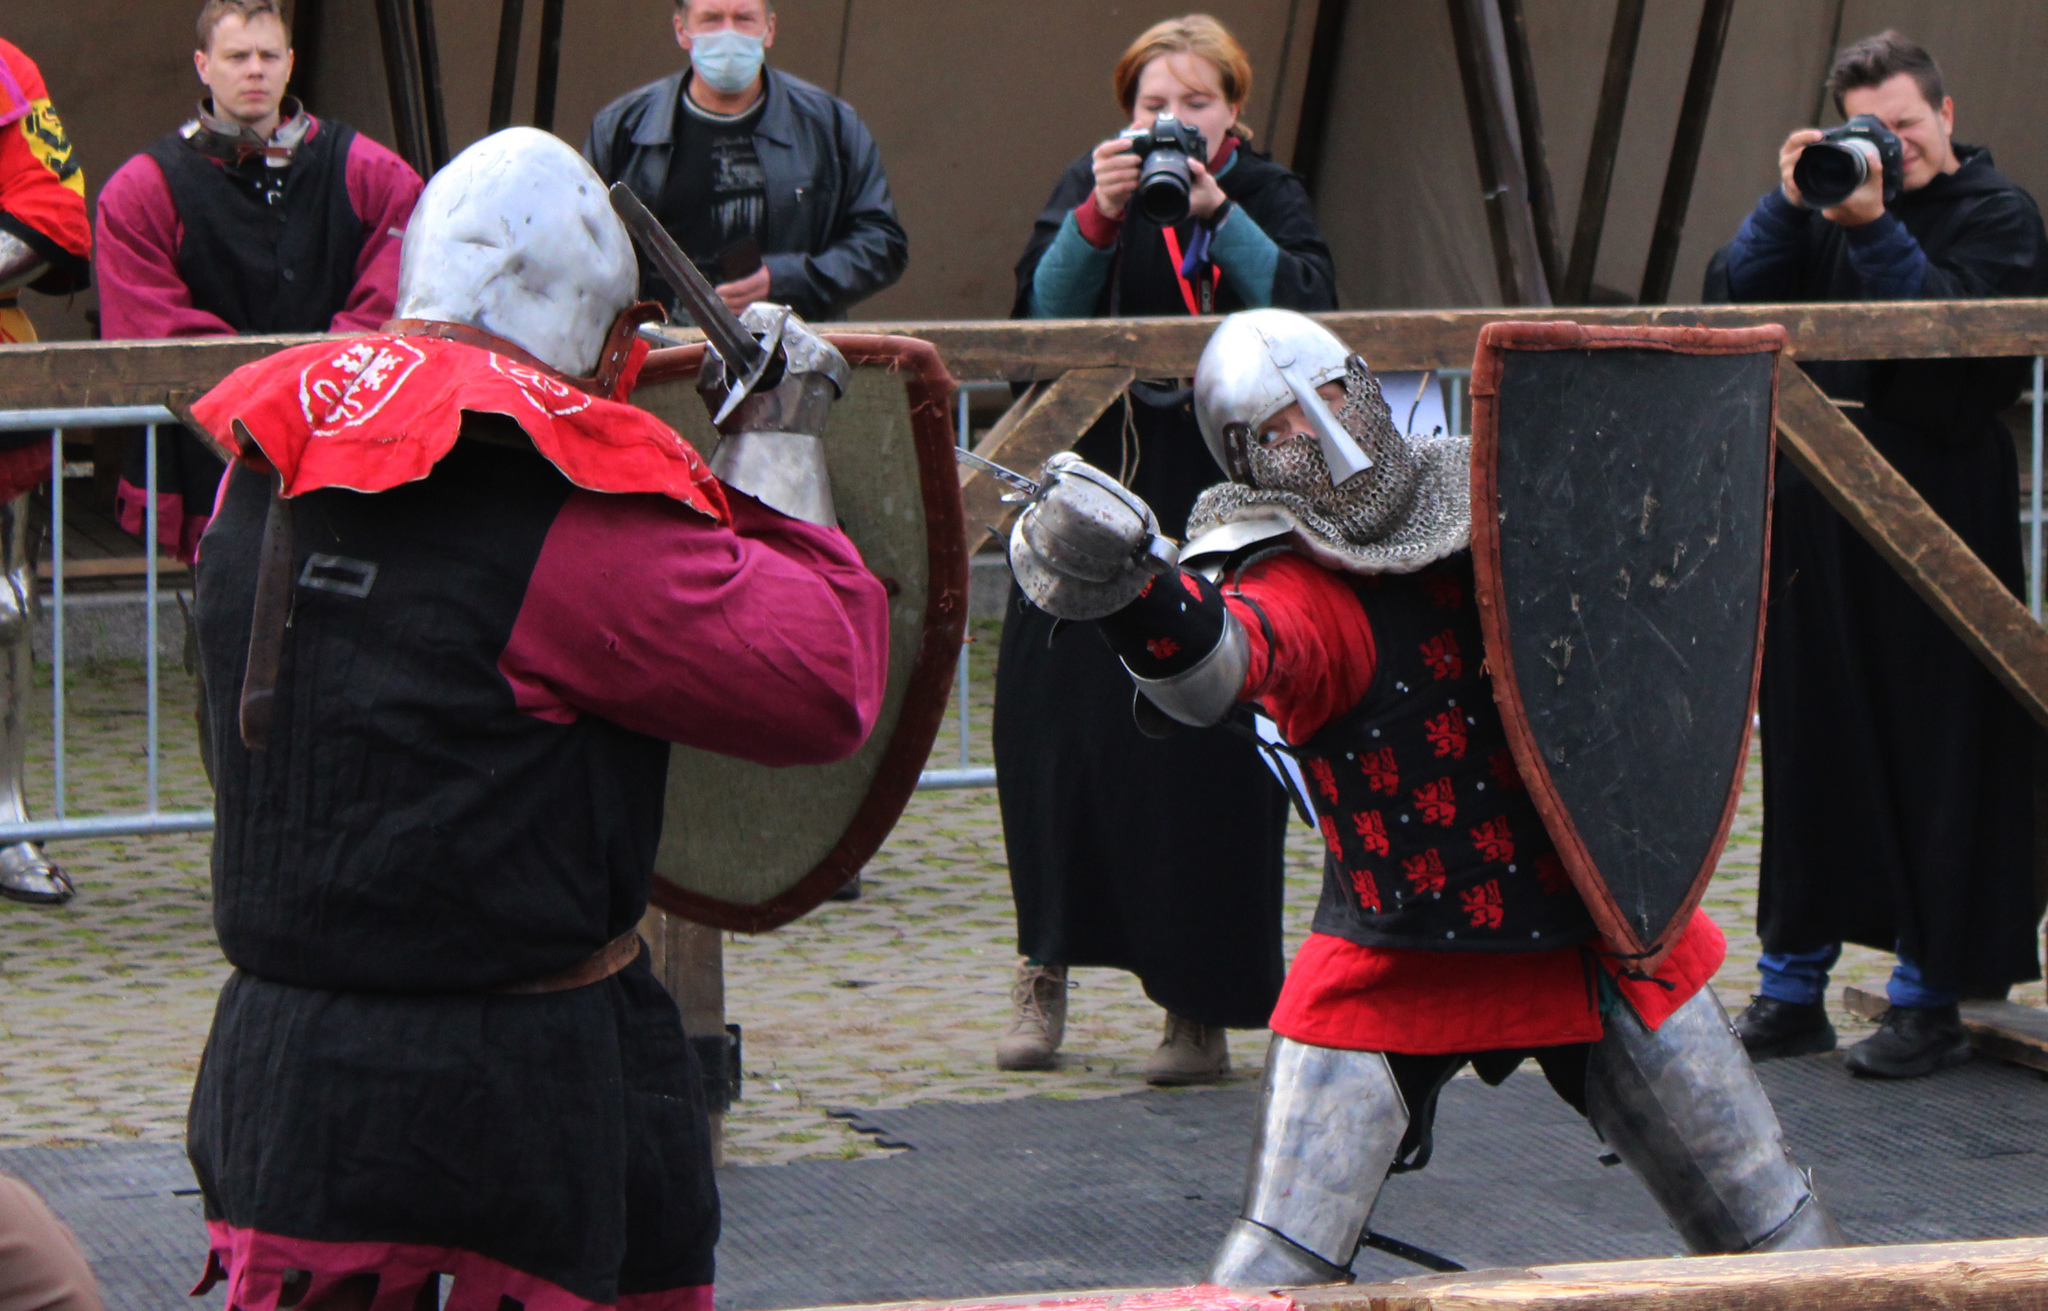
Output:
[828, 873, 862, 902]
[1733, 995, 1836, 1061]
[1843, 1004, 1971, 1079]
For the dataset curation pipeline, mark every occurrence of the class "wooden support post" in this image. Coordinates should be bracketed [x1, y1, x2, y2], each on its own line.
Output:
[1561, 0, 1646, 304]
[411, 0, 451, 173]
[372, 0, 432, 179]
[958, 367, 1134, 550]
[488, 0, 527, 132]
[533, 0, 567, 133]
[1843, 986, 2048, 1074]
[639, 908, 728, 1166]
[1445, 0, 1551, 306]
[1637, 0, 1735, 304]
[1774, 369, 2048, 728]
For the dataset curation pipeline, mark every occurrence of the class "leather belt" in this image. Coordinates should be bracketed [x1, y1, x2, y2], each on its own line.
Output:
[490, 928, 645, 995]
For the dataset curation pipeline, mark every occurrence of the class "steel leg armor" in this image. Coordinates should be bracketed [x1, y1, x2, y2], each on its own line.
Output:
[1207, 1036, 1408, 1287]
[0, 492, 69, 904]
[1586, 986, 1844, 1253]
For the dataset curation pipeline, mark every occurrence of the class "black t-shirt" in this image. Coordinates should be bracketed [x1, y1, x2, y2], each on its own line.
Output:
[650, 86, 766, 302]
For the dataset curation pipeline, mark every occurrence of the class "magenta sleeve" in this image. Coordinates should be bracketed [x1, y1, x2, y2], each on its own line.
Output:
[500, 488, 893, 766]
[93, 155, 237, 340]
[332, 131, 422, 333]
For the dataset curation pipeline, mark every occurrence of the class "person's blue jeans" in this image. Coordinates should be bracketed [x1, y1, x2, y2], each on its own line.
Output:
[1757, 943, 1958, 1009]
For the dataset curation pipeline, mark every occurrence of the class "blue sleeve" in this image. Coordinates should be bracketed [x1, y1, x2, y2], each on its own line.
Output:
[1723, 190, 1810, 301]
[1209, 204, 1281, 308]
[1027, 211, 1115, 319]
[1842, 212, 1929, 299]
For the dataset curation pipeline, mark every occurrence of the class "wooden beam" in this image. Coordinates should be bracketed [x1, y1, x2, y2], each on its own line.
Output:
[1303, 1237, 2048, 1310]
[1775, 369, 2048, 729]
[1445, 0, 1551, 306]
[1638, 0, 1735, 304]
[488, 0, 526, 132]
[0, 302, 2044, 406]
[1496, 0, 1562, 293]
[411, 0, 451, 172]
[959, 369, 1132, 546]
[766, 1240, 2048, 1311]
[36, 558, 187, 581]
[1561, 0, 1646, 305]
[1810, 0, 1849, 127]
[290, 0, 328, 108]
[372, 0, 432, 178]
[533, 0, 566, 133]
[1842, 986, 2048, 1075]
[1290, 0, 1351, 194]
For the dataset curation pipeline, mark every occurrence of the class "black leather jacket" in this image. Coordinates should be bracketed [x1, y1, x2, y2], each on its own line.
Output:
[584, 67, 908, 321]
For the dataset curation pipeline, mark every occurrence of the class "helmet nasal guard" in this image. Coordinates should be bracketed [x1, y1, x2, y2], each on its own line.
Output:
[1194, 309, 1373, 487]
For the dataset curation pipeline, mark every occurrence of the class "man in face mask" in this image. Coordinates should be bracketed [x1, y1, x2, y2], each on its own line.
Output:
[585, 0, 908, 320]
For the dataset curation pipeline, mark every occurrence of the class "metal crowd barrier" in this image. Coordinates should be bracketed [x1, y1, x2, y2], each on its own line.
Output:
[0, 358, 2041, 841]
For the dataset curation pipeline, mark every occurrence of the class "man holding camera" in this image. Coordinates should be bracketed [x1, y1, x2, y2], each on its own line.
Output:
[584, 0, 906, 320]
[1714, 31, 2048, 1078]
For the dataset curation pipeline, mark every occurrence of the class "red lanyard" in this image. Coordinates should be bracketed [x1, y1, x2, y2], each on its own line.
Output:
[1160, 227, 1209, 316]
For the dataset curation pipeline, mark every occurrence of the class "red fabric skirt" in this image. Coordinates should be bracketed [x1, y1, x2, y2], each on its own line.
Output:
[1269, 910, 1726, 1054]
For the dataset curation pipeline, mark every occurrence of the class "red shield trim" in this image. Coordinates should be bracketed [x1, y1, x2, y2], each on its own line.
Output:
[636, 335, 967, 931]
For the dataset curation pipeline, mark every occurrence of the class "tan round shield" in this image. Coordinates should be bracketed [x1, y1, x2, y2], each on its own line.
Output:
[629, 336, 967, 931]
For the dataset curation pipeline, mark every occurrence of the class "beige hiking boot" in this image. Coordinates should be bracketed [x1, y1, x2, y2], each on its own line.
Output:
[995, 961, 1068, 1070]
[1145, 1011, 1230, 1085]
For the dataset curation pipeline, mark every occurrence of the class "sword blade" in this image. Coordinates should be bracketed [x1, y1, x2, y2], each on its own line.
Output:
[954, 446, 1041, 495]
[607, 183, 766, 377]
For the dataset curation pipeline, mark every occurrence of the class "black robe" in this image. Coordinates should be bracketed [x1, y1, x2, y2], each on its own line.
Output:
[991, 145, 1335, 1026]
[1720, 146, 2048, 990]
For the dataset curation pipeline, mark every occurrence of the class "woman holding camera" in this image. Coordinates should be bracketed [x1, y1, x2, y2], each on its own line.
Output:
[992, 15, 1336, 1083]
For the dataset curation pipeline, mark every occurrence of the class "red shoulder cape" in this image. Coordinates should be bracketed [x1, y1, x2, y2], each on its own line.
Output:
[190, 334, 728, 525]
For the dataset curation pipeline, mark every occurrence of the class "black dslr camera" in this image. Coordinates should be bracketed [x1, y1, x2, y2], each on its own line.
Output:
[1118, 114, 1210, 226]
[1792, 113, 1904, 209]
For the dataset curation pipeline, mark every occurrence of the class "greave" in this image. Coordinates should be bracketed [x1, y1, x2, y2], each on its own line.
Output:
[1586, 987, 1844, 1254]
[1207, 1036, 1409, 1286]
[0, 491, 67, 903]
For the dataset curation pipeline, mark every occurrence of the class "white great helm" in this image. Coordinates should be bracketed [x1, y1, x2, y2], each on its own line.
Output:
[392, 127, 637, 378]
[1193, 309, 1374, 487]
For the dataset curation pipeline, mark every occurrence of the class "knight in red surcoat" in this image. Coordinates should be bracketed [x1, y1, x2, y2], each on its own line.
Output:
[1006, 309, 1845, 1281]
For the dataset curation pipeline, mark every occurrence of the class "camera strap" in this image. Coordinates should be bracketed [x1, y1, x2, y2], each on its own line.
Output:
[1160, 226, 1213, 316]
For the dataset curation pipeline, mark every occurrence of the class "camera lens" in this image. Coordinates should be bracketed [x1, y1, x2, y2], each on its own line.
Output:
[1136, 150, 1193, 226]
[1793, 140, 1870, 208]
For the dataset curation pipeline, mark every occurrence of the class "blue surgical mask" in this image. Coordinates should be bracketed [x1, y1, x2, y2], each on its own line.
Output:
[690, 29, 766, 96]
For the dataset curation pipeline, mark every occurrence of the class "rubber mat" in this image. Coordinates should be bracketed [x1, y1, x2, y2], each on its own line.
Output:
[6, 1052, 2044, 1311]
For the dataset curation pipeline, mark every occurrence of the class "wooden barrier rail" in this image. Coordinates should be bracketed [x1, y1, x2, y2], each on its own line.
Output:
[1, 300, 2045, 407]
[767, 1237, 2048, 1311]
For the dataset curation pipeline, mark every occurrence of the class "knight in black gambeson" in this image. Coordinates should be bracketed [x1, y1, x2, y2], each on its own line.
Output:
[1005, 309, 1844, 1282]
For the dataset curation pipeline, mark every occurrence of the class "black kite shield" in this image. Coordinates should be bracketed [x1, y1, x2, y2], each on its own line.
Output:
[1470, 322, 1784, 970]
[629, 335, 967, 932]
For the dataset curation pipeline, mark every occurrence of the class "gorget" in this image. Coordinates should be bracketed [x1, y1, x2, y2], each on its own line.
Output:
[182, 97, 311, 168]
[1187, 356, 1471, 575]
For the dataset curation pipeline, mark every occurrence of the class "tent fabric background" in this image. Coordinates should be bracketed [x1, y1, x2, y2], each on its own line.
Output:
[7, 0, 2047, 333]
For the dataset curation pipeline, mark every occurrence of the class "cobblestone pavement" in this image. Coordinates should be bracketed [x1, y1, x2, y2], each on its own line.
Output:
[0, 627, 1915, 1163]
